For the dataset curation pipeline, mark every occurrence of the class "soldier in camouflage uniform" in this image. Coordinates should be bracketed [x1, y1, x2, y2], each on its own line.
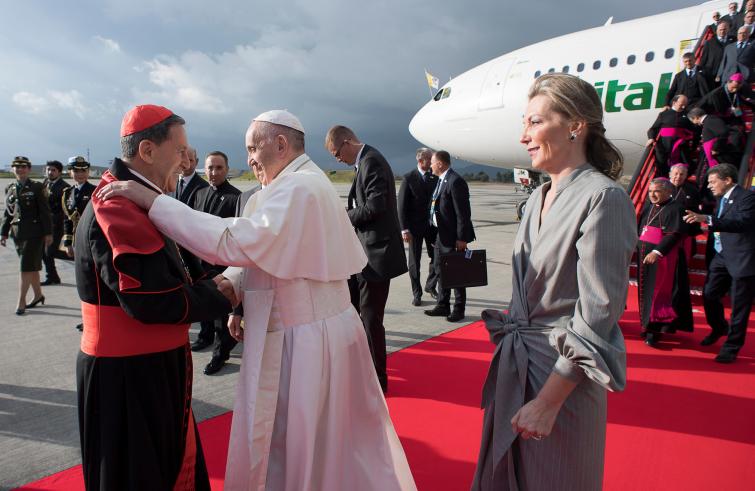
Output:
[1, 156, 52, 314]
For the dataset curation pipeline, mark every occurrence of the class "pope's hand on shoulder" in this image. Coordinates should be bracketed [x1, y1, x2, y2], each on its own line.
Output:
[96, 181, 159, 210]
[228, 314, 243, 342]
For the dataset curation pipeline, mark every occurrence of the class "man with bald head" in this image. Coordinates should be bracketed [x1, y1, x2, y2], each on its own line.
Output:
[97, 110, 416, 490]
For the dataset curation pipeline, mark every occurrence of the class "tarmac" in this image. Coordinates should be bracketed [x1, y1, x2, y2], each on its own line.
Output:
[0, 178, 524, 489]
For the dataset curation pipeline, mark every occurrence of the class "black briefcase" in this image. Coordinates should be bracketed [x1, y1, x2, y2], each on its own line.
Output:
[438, 249, 488, 289]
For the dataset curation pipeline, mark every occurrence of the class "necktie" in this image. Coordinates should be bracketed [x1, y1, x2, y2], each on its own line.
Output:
[73, 186, 79, 201]
[422, 171, 431, 183]
[738, 42, 743, 53]
[429, 179, 442, 226]
[714, 198, 727, 253]
[177, 177, 184, 198]
[687, 69, 692, 77]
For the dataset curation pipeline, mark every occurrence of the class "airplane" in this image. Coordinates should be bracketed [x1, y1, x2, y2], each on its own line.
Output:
[408, 0, 731, 179]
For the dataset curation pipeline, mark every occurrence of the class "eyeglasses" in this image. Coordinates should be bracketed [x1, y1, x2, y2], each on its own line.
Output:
[334, 139, 349, 160]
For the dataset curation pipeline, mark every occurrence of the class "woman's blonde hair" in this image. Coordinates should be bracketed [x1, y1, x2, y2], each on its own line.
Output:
[528, 73, 623, 180]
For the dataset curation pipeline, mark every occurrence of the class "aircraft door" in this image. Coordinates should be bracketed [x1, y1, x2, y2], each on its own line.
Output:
[478, 58, 515, 111]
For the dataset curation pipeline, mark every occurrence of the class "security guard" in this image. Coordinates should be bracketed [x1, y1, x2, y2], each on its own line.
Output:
[41, 159, 71, 285]
[1, 156, 52, 315]
[61, 156, 95, 257]
[62, 156, 96, 331]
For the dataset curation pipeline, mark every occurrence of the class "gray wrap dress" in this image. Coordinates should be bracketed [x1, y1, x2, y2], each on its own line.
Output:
[472, 164, 638, 491]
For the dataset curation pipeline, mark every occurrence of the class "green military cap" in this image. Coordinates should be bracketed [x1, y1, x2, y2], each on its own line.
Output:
[67, 155, 90, 170]
[11, 156, 31, 167]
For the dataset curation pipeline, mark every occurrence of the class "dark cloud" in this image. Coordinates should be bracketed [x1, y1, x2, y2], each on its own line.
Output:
[1, 0, 702, 171]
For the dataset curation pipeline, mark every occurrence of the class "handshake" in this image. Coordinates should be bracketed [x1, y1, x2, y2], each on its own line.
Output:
[212, 274, 239, 308]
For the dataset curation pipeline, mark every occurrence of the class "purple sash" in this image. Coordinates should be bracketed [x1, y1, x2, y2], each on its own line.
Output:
[702, 138, 720, 168]
[639, 225, 663, 245]
[659, 127, 694, 166]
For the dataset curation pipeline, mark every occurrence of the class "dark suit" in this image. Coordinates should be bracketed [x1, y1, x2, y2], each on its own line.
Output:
[192, 180, 241, 348]
[703, 186, 755, 356]
[665, 68, 710, 106]
[347, 144, 407, 391]
[42, 177, 71, 280]
[172, 172, 209, 207]
[700, 36, 733, 84]
[430, 168, 475, 313]
[700, 114, 742, 166]
[717, 40, 755, 83]
[397, 168, 439, 300]
[62, 181, 96, 247]
[721, 12, 743, 32]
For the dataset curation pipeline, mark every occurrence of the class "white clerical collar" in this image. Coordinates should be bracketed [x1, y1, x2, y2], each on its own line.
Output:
[128, 167, 163, 194]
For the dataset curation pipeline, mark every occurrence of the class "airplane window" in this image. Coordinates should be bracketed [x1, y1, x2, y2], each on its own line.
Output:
[593, 60, 601, 70]
[441, 87, 452, 99]
[609, 57, 618, 67]
[548, 68, 555, 73]
[577, 63, 585, 72]
[562, 65, 569, 73]
[645, 51, 655, 62]
[664, 48, 674, 59]
[433, 90, 443, 101]
[627, 54, 636, 65]
[534, 70, 541, 78]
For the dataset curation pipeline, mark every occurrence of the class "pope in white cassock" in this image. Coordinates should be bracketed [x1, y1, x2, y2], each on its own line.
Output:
[97, 110, 417, 491]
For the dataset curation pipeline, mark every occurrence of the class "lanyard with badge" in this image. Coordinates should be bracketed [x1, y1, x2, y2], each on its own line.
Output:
[726, 90, 743, 117]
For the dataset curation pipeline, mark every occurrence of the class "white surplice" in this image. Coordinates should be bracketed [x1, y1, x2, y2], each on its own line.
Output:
[148, 154, 416, 491]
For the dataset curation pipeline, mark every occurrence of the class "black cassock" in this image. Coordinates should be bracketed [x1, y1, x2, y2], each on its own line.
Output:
[637, 199, 693, 333]
[646, 109, 696, 177]
[74, 159, 232, 490]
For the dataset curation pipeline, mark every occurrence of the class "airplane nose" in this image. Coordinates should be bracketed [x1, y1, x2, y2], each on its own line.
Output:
[408, 102, 433, 147]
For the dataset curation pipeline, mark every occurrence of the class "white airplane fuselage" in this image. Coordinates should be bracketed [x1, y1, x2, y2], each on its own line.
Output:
[409, 1, 729, 176]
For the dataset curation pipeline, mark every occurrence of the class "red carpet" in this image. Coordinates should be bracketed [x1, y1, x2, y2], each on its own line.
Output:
[16, 287, 755, 490]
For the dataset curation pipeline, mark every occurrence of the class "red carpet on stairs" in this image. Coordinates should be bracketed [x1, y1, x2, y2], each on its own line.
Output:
[15, 286, 755, 490]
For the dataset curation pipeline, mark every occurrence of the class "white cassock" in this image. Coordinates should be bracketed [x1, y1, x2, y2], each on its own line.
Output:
[147, 154, 416, 491]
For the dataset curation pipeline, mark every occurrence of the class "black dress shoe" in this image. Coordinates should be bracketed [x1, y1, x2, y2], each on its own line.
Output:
[714, 351, 737, 363]
[412, 297, 422, 306]
[424, 288, 438, 300]
[424, 306, 450, 317]
[644, 332, 660, 347]
[204, 357, 226, 375]
[41, 278, 61, 286]
[191, 339, 212, 352]
[700, 333, 723, 346]
[26, 295, 45, 308]
[15, 308, 25, 316]
[446, 311, 465, 322]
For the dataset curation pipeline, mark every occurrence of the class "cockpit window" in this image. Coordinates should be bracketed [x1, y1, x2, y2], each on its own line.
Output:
[534, 70, 542, 78]
[433, 87, 452, 101]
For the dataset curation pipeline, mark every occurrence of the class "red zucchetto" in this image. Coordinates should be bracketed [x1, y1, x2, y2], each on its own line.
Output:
[120, 105, 174, 137]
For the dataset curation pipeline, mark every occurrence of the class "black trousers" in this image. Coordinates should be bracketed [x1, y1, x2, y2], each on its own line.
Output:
[703, 253, 755, 354]
[407, 226, 438, 300]
[434, 241, 466, 313]
[42, 220, 67, 280]
[349, 273, 390, 391]
[197, 315, 236, 360]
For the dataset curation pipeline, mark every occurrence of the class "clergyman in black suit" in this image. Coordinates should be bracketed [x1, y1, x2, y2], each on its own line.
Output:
[684, 164, 755, 363]
[424, 150, 476, 323]
[190, 151, 241, 375]
[41, 160, 71, 285]
[172, 146, 208, 207]
[325, 125, 408, 392]
[398, 147, 439, 306]
[665, 53, 710, 107]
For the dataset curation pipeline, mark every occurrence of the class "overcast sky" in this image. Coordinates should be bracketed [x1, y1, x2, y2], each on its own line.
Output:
[1, 0, 697, 172]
